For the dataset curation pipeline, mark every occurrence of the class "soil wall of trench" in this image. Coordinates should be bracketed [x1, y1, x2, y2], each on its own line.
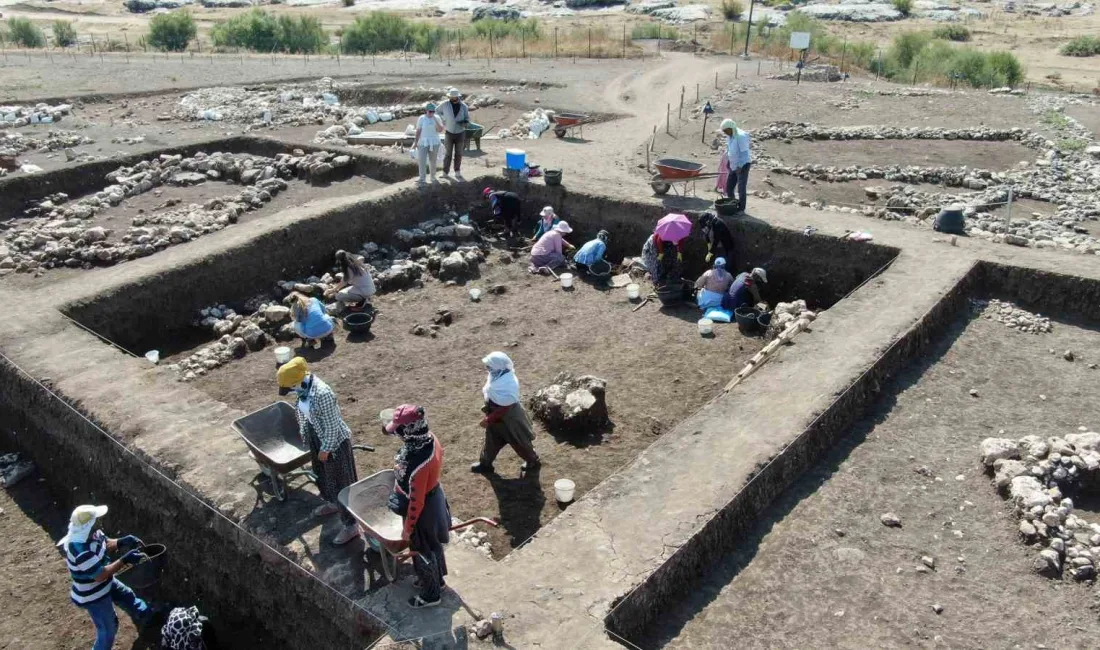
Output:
[0, 135, 416, 220]
[65, 179, 900, 355]
[0, 359, 384, 649]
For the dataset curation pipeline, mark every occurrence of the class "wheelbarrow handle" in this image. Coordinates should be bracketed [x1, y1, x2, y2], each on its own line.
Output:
[352, 444, 376, 453]
[449, 517, 499, 532]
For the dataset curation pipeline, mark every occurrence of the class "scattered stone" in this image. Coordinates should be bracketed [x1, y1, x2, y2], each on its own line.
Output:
[980, 437, 1019, 467]
[932, 603, 944, 615]
[880, 512, 902, 528]
[529, 373, 610, 432]
[921, 556, 936, 570]
[0, 453, 35, 488]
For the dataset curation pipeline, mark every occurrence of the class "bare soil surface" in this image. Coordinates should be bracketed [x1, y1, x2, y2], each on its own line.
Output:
[183, 252, 764, 557]
[755, 176, 965, 209]
[1066, 104, 1100, 139]
[0, 174, 389, 291]
[0, 454, 143, 650]
[653, 309, 1100, 649]
[761, 139, 1037, 171]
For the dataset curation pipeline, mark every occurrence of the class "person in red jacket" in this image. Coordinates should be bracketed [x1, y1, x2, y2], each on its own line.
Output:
[385, 404, 450, 608]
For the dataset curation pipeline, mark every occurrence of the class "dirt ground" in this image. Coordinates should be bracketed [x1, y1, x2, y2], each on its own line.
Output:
[0, 173, 389, 291]
[182, 250, 764, 556]
[0, 451, 143, 650]
[652, 307, 1100, 649]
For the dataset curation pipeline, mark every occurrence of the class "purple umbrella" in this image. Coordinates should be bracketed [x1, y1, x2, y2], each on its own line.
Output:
[654, 213, 693, 244]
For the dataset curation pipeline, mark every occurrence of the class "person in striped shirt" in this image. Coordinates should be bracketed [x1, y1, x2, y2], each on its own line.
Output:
[58, 504, 152, 650]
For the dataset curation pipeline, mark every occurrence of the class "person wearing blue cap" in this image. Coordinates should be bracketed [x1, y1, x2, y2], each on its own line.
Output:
[694, 256, 734, 310]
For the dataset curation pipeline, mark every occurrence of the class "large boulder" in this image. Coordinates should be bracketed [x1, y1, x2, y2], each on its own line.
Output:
[438, 251, 472, 282]
[980, 438, 1019, 467]
[529, 373, 610, 432]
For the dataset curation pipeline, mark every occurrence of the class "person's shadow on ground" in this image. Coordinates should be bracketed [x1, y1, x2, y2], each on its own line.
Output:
[485, 465, 546, 549]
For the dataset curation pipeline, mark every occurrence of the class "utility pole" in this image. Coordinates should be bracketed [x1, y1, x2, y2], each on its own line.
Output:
[743, 0, 756, 58]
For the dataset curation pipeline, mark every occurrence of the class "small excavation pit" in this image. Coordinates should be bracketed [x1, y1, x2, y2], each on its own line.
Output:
[63, 182, 898, 559]
[630, 263, 1100, 649]
[762, 138, 1037, 171]
[0, 137, 414, 288]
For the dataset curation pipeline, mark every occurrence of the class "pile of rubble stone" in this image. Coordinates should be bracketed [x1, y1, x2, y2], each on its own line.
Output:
[1, 103, 72, 127]
[980, 429, 1100, 581]
[172, 217, 487, 380]
[0, 130, 93, 157]
[498, 108, 555, 140]
[754, 122, 1047, 148]
[770, 65, 843, 83]
[0, 149, 352, 275]
[766, 299, 816, 339]
[971, 298, 1052, 333]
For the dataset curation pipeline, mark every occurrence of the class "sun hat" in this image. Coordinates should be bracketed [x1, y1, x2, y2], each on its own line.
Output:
[553, 221, 573, 234]
[447, 88, 461, 98]
[385, 404, 425, 434]
[276, 357, 308, 395]
[752, 267, 768, 283]
[57, 505, 108, 546]
[720, 118, 736, 131]
[539, 206, 556, 218]
[714, 256, 727, 268]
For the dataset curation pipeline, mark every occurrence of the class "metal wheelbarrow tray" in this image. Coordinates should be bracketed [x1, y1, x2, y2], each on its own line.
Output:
[340, 470, 497, 588]
[552, 112, 591, 138]
[650, 158, 718, 196]
[231, 401, 315, 501]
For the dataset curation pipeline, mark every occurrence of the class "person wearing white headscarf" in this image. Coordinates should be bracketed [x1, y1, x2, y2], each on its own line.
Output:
[471, 352, 540, 474]
[58, 504, 153, 650]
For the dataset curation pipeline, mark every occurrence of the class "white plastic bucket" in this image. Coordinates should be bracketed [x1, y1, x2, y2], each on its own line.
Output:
[274, 346, 293, 365]
[626, 283, 641, 300]
[144, 350, 160, 365]
[560, 273, 574, 289]
[469, 288, 482, 301]
[554, 479, 576, 503]
[379, 408, 395, 428]
[698, 318, 714, 336]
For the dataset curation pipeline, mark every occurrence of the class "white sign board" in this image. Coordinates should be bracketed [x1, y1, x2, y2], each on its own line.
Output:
[790, 32, 811, 51]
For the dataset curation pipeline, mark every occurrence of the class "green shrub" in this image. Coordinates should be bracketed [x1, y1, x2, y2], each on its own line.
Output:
[890, 31, 931, 68]
[933, 24, 970, 42]
[631, 22, 678, 40]
[987, 50, 1024, 86]
[1056, 137, 1087, 152]
[340, 12, 442, 55]
[1042, 110, 1071, 129]
[52, 20, 77, 47]
[211, 10, 326, 53]
[893, 0, 913, 16]
[6, 17, 46, 48]
[1060, 35, 1100, 57]
[721, 0, 744, 21]
[277, 15, 327, 53]
[148, 10, 195, 52]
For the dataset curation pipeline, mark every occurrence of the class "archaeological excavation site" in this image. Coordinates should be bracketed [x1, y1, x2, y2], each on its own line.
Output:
[2, 17, 1100, 649]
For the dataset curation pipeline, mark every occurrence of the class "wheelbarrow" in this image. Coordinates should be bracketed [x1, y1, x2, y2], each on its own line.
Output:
[552, 113, 591, 139]
[650, 158, 720, 196]
[464, 122, 485, 151]
[339, 470, 498, 589]
[231, 402, 376, 501]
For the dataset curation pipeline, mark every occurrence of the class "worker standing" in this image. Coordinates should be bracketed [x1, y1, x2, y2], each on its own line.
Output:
[720, 119, 752, 214]
[438, 88, 470, 181]
[58, 504, 153, 650]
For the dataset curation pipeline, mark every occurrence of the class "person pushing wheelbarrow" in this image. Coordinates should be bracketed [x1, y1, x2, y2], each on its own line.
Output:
[384, 404, 451, 609]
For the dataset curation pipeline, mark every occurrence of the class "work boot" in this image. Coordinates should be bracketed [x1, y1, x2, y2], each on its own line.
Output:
[332, 524, 360, 546]
[470, 462, 494, 474]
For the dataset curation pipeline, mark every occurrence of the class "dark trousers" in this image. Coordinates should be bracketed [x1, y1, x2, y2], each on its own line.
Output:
[725, 163, 750, 212]
[307, 434, 358, 526]
[480, 424, 539, 467]
[443, 131, 465, 173]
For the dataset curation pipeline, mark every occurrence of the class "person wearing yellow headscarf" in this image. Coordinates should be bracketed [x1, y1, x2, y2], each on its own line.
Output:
[277, 357, 360, 545]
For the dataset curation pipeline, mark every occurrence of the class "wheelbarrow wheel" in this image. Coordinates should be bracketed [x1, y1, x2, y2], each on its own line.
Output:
[554, 127, 567, 138]
[651, 180, 672, 196]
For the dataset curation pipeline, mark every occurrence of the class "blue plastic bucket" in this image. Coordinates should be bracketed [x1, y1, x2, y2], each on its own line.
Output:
[505, 149, 526, 170]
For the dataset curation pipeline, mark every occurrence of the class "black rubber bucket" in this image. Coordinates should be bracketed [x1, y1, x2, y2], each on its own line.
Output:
[757, 310, 773, 330]
[714, 198, 739, 217]
[342, 311, 374, 334]
[734, 306, 760, 335]
[118, 543, 167, 590]
[544, 169, 563, 186]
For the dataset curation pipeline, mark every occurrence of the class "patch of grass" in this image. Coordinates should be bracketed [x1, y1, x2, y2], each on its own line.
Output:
[893, 0, 913, 16]
[148, 10, 195, 52]
[933, 24, 971, 42]
[720, 0, 744, 21]
[1060, 35, 1100, 57]
[52, 20, 77, 47]
[631, 22, 678, 40]
[467, 18, 540, 41]
[1042, 110, 1071, 129]
[6, 17, 46, 48]
[1056, 138, 1087, 152]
